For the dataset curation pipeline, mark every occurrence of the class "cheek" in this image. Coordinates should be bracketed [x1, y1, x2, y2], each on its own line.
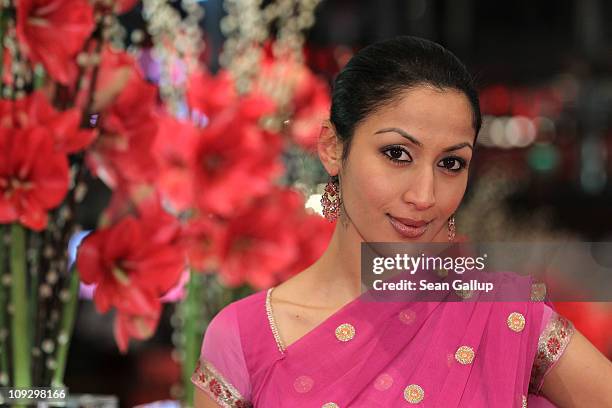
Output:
[343, 156, 395, 215]
[435, 174, 468, 214]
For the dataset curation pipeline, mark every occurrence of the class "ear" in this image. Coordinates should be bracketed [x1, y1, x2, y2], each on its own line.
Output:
[317, 119, 343, 176]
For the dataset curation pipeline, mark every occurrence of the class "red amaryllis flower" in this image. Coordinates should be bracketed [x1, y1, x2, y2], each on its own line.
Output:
[101, 187, 185, 246]
[86, 49, 159, 188]
[0, 126, 69, 230]
[216, 187, 304, 289]
[183, 213, 223, 273]
[253, 53, 331, 151]
[0, 92, 96, 153]
[136, 194, 184, 247]
[287, 71, 330, 152]
[16, 0, 95, 85]
[193, 93, 283, 216]
[89, 46, 138, 111]
[76, 215, 185, 315]
[152, 115, 199, 212]
[186, 70, 237, 118]
[105, 70, 158, 135]
[98, 182, 182, 247]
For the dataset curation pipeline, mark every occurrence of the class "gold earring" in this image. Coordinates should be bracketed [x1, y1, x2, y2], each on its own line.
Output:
[321, 175, 341, 222]
[448, 215, 456, 242]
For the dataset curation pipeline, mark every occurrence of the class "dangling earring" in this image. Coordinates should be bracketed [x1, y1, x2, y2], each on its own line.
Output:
[447, 214, 456, 242]
[321, 175, 341, 222]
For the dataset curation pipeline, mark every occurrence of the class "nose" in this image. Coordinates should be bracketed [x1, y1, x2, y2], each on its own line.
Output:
[402, 166, 436, 210]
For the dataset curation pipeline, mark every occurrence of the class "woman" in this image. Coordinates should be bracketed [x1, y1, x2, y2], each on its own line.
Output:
[192, 36, 612, 407]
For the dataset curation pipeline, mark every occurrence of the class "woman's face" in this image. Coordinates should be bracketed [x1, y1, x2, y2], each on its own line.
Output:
[337, 85, 475, 243]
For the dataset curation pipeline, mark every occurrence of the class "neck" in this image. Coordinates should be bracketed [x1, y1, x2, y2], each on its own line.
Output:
[308, 219, 365, 305]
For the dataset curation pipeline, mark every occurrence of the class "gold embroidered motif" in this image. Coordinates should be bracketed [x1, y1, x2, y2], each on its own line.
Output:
[265, 287, 286, 354]
[398, 308, 416, 325]
[455, 288, 473, 299]
[403, 384, 424, 403]
[507, 312, 526, 332]
[522, 394, 528, 407]
[530, 282, 546, 301]
[529, 312, 574, 394]
[293, 375, 314, 393]
[373, 373, 394, 391]
[455, 345, 475, 365]
[321, 403, 339, 408]
[191, 358, 252, 408]
[335, 323, 356, 342]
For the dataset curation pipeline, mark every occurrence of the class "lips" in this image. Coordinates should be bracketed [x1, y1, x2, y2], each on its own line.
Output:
[387, 214, 431, 239]
[390, 215, 430, 227]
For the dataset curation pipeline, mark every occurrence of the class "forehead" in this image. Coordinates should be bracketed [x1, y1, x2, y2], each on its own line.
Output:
[356, 85, 475, 145]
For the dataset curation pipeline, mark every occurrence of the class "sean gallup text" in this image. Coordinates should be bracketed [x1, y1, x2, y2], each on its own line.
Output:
[372, 279, 494, 293]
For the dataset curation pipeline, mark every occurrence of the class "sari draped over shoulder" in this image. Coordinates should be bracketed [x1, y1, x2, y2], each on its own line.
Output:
[192, 274, 574, 407]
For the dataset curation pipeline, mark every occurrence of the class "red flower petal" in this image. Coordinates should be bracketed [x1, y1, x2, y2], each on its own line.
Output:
[113, 307, 161, 353]
[17, 194, 49, 230]
[186, 70, 237, 117]
[16, 0, 95, 85]
[104, 217, 143, 261]
[76, 230, 110, 284]
[48, 108, 97, 153]
[133, 246, 185, 293]
[0, 126, 69, 229]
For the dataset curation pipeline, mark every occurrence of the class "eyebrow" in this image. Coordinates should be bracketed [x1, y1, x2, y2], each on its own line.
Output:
[375, 128, 422, 147]
[442, 142, 473, 152]
[374, 127, 473, 152]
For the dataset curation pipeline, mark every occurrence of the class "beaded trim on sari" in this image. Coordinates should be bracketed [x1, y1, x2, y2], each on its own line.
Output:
[266, 287, 287, 354]
[191, 358, 252, 407]
[529, 311, 575, 394]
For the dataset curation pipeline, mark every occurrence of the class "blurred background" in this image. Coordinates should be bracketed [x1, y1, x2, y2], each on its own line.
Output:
[1, 0, 610, 407]
[80, 1, 612, 405]
[75, 0, 612, 406]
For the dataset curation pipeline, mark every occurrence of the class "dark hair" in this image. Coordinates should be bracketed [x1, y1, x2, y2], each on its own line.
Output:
[330, 36, 481, 163]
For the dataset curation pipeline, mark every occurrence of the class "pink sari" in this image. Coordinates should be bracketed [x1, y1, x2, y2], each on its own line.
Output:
[192, 276, 574, 407]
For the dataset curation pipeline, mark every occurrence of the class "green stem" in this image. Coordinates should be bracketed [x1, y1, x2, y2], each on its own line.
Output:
[10, 224, 30, 388]
[181, 270, 204, 407]
[27, 236, 38, 377]
[180, 270, 217, 407]
[33, 64, 45, 90]
[51, 269, 80, 387]
[0, 226, 9, 385]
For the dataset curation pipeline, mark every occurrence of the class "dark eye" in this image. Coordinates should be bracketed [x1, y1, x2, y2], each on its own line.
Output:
[437, 157, 466, 172]
[382, 146, 412, 163]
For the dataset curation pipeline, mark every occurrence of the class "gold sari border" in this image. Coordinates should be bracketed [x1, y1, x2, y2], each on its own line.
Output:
[191, 358, 252, 407]
[529, 312, 574, 394]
